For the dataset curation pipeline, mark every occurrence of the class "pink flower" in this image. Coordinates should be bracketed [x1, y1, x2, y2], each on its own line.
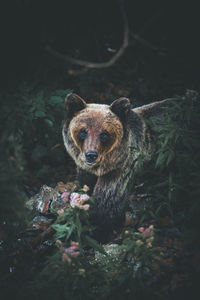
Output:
[70, 193, 81, 207]
[65, 246, 77, 253]
[80, 194, 90, 202]
[70, 192, 80, 201]
[70, 251, 80, 257]
[70, 193, 90, 209]
[61, 192, 70, 202]
[82, 185, 90, 192]
[79, 204, 90, 210]
[60, 241, 80, 261]
[62, 253, 71, 263]
[138, 227, 144, 233]
[142, 226, 154, 237]
[142, 228, 151, 237]
[71, 241, 79, 247]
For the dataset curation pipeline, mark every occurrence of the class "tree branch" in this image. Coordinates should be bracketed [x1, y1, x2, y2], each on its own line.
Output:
[45, 0, 129, 69]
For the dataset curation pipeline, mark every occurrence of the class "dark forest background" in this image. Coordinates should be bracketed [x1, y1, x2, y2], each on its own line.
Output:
[0, 1, 200, 300]
[1, 1, 199, 93]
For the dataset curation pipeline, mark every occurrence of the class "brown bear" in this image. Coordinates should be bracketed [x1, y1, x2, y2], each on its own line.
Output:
[62, 93, 173, 237]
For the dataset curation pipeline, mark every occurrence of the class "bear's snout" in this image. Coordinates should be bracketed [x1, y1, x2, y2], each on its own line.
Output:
[85, 151, 98, 164]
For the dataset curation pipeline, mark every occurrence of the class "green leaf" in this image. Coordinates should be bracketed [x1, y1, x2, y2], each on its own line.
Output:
[34, 110, 46, 118]
[52, 224, 71, 239]
[66, 224, 75, 240]
[49, 96, 63, 104]
[45, 119, 54, 127]
[76, 213, 82, 239]
[139, 214, 146, 224]
[149, 210, 155, 218]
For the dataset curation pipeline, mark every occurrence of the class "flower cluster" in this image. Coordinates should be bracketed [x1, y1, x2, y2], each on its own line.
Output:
[60, 185, 90, 211]
[137, 225, 154, 248]
[57, 240, 80, 263]
[70, 193, 90, 210]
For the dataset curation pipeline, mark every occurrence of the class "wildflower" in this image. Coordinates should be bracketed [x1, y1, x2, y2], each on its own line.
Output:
[70, 251, 80, 257]
[70, 192, 81, 207]
[82, 185, 90, 192]
[79, 204, 90, 210]
[138, 227, 144, 233]
[70, 193, 90, 209]
[142, 228, 151, 236]
[136, 240, 143, 246]
[65, 246, 78, 253]
[147, 242, 152, 248]
[62, 253, 71, 263]
[64, 241, 79, 252]
[146, 237, 154, 243]
[70, 192, 80, 200]
[60, 241, 80, 261]
[149, 225, 154, 230]
[79, 194, 90, 202]
[55, 239, 62, 246]
[61, 192, 70, 202]
[71, 241, 79, 247]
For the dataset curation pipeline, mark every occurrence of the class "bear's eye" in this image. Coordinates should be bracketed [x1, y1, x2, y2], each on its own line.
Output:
[99, 131, 109, 143]
[79, 129, 87, 141]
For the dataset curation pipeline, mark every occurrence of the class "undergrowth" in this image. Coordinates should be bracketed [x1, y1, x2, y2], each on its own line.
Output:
[0, 89, 200, 300]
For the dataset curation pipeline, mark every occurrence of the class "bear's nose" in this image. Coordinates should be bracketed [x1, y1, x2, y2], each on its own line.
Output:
[85, 151, 98, 164]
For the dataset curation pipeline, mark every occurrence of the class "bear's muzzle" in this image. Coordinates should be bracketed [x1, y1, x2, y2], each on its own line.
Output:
[85, 151, 98, 165]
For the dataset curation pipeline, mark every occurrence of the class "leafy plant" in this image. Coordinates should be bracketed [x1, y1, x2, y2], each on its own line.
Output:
[1, 90, 200, 300]
[0, 83, 72, 222]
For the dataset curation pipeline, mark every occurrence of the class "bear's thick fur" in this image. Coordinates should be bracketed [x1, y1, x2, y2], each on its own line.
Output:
[62, 93, 173, 236]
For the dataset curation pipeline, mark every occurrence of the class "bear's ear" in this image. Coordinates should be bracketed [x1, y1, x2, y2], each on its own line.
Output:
[65, 93, 87, 120]
[110, 97, 131, 124]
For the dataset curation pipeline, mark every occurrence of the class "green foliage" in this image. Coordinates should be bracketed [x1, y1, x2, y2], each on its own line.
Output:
[0, 83, 72, 224]
[51, 196, 105, 254]
[154, 90, 199, 169]
[1, 89, 200, 300]
[31, 227, 158, 300]
[133, 91, 200, 221]
[153, 91, 200, 218]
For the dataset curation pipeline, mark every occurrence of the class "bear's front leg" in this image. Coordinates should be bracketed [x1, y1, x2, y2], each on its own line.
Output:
[92, 169, 131, 240]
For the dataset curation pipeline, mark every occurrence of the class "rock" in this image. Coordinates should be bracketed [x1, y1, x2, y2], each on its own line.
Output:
[32, 216, 53, 230]
[25, 185, 60, 214]
[50, 197, 70, 210]
[95, 243, 122, 262]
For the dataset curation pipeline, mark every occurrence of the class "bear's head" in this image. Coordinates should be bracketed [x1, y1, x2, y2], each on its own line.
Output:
[63, 93, 131, 176]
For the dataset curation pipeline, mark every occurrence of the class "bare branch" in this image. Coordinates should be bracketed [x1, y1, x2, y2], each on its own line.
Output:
[45, 0, 129, 69]
[130, 33, 158, 51]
